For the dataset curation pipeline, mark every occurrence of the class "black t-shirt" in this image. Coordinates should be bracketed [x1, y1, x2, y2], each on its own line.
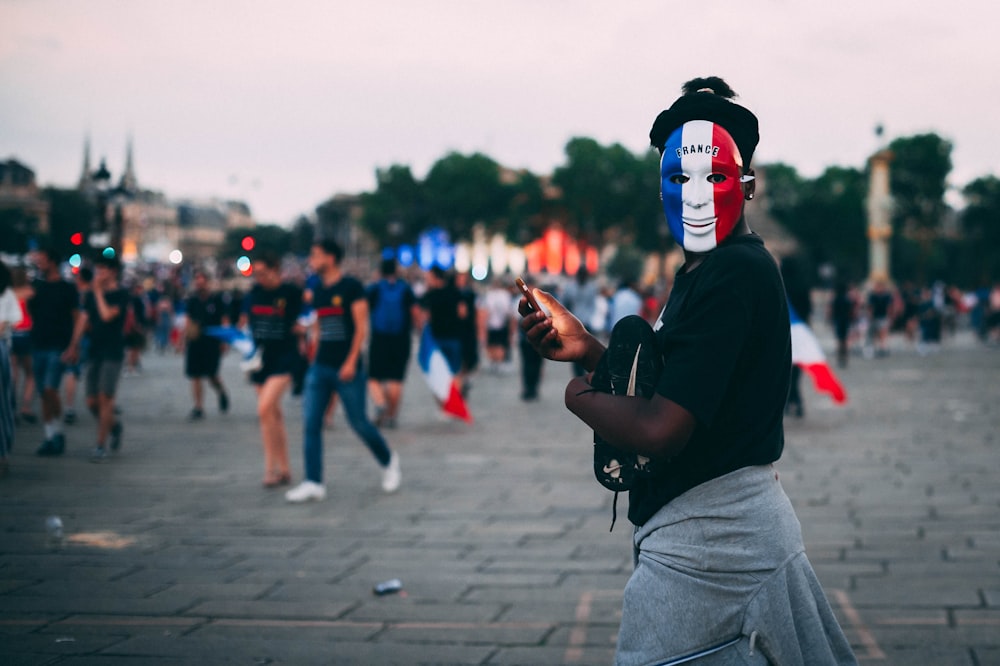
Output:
[245, 283, 303, 358]
[84, 288, 130, 361]
[421, 285, 463, 339]
[186, 292, 227, 336]
[868, 291, 893, 319]
[28, 278, 79, 350]
[628, 233, 791, 527]
[312, 276, 366, 369]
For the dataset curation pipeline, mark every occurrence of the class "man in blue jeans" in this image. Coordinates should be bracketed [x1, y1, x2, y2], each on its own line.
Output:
[285, 239, 400, 503]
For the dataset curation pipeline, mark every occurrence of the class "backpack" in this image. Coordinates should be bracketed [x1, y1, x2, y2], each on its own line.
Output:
[370, 280, 408, 335]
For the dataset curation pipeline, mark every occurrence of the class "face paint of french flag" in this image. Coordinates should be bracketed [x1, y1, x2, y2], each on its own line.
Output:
[660, 120, 744, 252]
[789, 301, 848, 404]
[417, 325, 473, 423]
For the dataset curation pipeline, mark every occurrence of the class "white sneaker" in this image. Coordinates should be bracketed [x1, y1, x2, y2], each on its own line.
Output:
[381, 453, 401, 493]
[285, 480, 326, 503]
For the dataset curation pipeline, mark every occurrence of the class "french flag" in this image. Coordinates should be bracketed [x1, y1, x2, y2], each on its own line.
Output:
[789, 303, 847, 404]
[417, 325, 473, 423]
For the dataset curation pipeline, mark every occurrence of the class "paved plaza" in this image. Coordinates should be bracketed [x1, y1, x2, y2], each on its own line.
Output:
[1, 330, 999, 665]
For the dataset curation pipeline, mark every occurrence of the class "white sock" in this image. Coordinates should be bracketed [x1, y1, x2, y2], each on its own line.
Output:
[44, 422, 57, 439]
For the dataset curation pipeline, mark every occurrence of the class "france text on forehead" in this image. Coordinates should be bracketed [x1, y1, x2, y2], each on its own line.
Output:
[676, 144, 721, 158]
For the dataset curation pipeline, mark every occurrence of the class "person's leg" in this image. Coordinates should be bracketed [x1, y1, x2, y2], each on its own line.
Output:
[301, 364, 334, 484]
[209, 375, 229, 413]
[15, 353, 36, 418]
[786, 366, 803, 417]
[323, 392, 338, 428]
[367, 378, 387, 421]
[384, 380, 403, 422]
[191, 377, 204, 415]
[95, 359, 122, 448]
[257, 374, 292, 482]
[62, 367, 78, 421]
[34, 351, 66, 453]
[337, 369, 392, 467]
[253, 383, 273, 477]
[520, 341, 542, 400]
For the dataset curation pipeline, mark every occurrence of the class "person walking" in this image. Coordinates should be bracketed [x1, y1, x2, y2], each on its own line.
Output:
[782, 255, 812, 418]
[830, 280, 855, 368]
[28, 247, 79, 457]
[0, 259, 23, 476]
[183, 271, 230, 420]
[9, 267, 36, 425]
[63, 255, 128, 463]
[518, 76, 855, 664]
[561, 268, 600, 377]
[481, 277, 515, 374]
[417, 267, 466, 391]
[366, 257, 416, 428]
[285, 240, 399, 503]
[61, 266, 92, 425]
[239, 252, 302, 488]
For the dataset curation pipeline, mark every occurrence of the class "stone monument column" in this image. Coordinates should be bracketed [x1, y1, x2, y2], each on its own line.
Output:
[866, 149, 893, 284]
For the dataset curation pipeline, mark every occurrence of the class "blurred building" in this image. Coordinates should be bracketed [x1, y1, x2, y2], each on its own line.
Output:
[0, 158, 50, 246]
[76, 136, 257, 265]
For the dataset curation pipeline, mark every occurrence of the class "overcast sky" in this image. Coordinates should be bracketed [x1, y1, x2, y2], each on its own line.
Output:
[3, 0, 998, 225]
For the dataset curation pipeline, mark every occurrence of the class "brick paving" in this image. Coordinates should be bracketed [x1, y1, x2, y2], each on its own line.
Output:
[1, 330, 998, 665]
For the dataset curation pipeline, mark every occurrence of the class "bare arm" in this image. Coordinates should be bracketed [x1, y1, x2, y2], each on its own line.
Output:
[341, 298, 369, 381]
[93, 286, 121, 323]
[565, 379, 696, 460]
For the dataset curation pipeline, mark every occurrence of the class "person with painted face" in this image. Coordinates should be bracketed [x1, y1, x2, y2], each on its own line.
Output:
[518, 77, 855, 664]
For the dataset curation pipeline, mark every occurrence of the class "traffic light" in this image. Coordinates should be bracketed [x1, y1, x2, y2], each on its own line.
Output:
[241, 235, 255, 252]
[70, 232, 84, 246]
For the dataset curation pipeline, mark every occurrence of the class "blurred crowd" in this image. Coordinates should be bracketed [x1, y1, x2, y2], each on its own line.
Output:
[3, 243, 1000, 481]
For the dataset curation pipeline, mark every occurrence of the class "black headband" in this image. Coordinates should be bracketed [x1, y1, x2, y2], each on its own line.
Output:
[649, 92, 759, 168]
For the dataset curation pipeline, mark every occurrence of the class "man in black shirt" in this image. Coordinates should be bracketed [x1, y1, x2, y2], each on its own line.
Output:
[519, 77, 854, 664]
[28, 247, 78, 456]
[184, 271, 230, 420]
[64, 255, 127, 463]
[285, 240, 399, 503]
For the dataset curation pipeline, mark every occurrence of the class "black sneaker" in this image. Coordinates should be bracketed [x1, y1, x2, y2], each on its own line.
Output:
[189, 408, 204, 421]
[63, 410, 76, 425]
[590, 315, 662, 492]
[110, 422, 123, 451]
[218, 391, 229, 414]
[36, 439, 58, 457]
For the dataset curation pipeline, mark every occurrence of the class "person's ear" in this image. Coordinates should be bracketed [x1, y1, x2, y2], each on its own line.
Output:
[743, 168, 756, 200]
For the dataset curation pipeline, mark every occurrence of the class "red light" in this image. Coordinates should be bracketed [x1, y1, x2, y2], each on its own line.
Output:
[70, 232, 84, 246]
[241, 236, 256, 251]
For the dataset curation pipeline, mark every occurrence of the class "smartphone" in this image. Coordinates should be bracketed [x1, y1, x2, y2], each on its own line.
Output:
[515, 276, 541, 312]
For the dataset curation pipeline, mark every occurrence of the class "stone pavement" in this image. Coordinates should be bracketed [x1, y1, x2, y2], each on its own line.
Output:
[1, 331, 999, 665]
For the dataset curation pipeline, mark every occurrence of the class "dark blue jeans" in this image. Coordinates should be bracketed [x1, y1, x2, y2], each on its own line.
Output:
[302, 362, 391, 483]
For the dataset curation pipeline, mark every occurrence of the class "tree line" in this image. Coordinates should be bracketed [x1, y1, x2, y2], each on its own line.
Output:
[12, 132, 1000, 288]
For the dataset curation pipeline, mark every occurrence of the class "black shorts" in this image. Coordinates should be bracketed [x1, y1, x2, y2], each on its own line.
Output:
[250, 348, 299, 385]
[185, 339, 222, 378]
[368, 333, 411, 381]
[10, 335, 30, 357]
[486, 328, 510, 350]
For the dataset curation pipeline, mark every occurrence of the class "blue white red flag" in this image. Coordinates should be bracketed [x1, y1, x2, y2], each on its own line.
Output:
[417, 325, 473, 423]
[788, 303, 848, 404]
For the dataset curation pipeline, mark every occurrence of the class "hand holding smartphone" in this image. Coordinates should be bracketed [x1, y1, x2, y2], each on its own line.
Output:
[515, 277, 541, 313]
